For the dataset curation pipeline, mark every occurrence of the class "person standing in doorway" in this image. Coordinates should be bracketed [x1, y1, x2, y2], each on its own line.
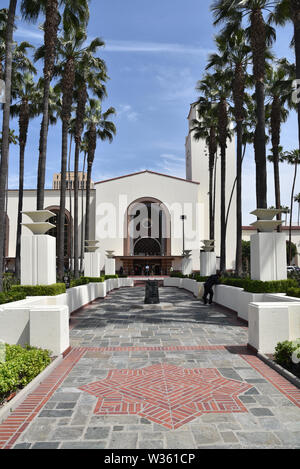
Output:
[145, 265, 150, 276]
[202, 272, 221, 305]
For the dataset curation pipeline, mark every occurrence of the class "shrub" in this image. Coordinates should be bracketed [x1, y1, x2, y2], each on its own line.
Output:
[70, 276, 106, 288]
[0, 290, 26, 305]
[274, 340, 300, 372]
[286, 287, 300, 298]
[0, 344, 51, 404]
[11, 283, 66, 297]
[220, 277, 297, 293]
[104, 275, 118, 280]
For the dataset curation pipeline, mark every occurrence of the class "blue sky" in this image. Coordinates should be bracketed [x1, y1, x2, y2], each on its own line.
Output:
[4, 0, 299, 225]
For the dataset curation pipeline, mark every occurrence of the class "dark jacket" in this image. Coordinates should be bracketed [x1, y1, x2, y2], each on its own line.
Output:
[204, 275, 220, 289]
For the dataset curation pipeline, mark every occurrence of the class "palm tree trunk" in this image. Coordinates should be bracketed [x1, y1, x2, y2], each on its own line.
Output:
[220, 145, 226, 273]
[58, 120, 68, 280]
[293, 8, 300, 155]
[85, 161, 92, 243]
[36, 0, 59, 210]
[271, 96, 282, 232]
[0, 0, 17, 291]
[80, 151, 86, 273]
[250, 8, 267, 210]
[68, 135, 73, 273]
[236, 120, 243, 277]
[15, 103, 29, 280]
[255, 81, 267, 209]
[209, 155, 214, 241]
[74, 140, 80, 278]
[289, 163, 298, 265]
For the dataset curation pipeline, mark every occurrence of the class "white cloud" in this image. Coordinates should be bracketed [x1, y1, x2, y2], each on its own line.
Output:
[117, 104, 139, 122]
[14, 26, 43, 42]
[104, 40, 213, 56]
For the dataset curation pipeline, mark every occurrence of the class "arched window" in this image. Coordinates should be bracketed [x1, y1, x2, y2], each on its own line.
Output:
[134, 238, 161, 256]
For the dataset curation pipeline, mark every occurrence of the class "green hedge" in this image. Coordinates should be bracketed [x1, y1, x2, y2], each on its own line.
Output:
[220, 277, 297, 293]
[286, 287, 300, 298]
[0, 291, 27, 305]
[70, 276, 118, 288]
[104, 274, 118, 280]
[11, 283, 66, 297]
[0, 344, 51, 404]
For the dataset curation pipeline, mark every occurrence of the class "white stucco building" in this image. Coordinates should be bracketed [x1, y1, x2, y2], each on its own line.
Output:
[5, 103, 239, 275]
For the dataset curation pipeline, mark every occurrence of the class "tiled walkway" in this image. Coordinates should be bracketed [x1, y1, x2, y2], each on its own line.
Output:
[1, 287, 300, 449]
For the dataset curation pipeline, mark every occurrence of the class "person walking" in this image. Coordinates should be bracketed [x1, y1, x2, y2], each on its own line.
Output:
[202, 272, 221, 305]
[145, 265, 150, 276]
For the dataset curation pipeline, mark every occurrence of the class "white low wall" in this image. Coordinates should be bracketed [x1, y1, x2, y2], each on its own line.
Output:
[163, 277, 203, 298]
[0, 278, 134, 354]
[248, 302, 300, 354]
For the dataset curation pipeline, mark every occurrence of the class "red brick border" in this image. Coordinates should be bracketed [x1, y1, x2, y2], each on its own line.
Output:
[0, 349, 85, 449]
[241, 354, 300, 407]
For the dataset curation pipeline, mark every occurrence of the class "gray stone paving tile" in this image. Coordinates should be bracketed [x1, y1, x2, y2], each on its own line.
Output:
[50, 427, 85, 441]
[18, 420, 56, 442]
[60, 441, 107, 449]
[108, 433, 138, 449]
[221, 432, 239, 444]
[39, 410, 73, 418]
[56, 402, 76, 409]
[191, 425, 222, 446]
[274, 431, 300, 446]
[236, 431, 282, 447]
[32, 442, 60, 449]
[138, 440, 164, 449]
[13, 443, 31, 449]
[165, 431, 196, 449]
[84, 427, 110, 440]
[250, 408, 274, 417]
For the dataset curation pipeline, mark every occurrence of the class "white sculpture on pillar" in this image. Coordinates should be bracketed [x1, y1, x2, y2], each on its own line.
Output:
[200, 240, 217, 277]
[105, 250, 116, 276]
[84, 241, 100, 277]
[182, 250, 193, 276]
[250, 209, 287, 281]
[21, 211, 56, 285]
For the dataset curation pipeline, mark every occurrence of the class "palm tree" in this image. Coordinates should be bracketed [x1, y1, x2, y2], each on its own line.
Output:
[198, 72, 231, 273]
[270, 1, 300, 156]
[22, 0, 90, 211]
[84, 99, 116, 242]
[0, 0, 18, 291]
[10, 72, 38, 280]
[72, 40, 107, 278]
[282, 149, 300, 264]
[212, 0, 276, 209]
[266, 58, 295, 229]
[207, 29, 252, 276]
[190, 99, 218, 241]
[294, 193, 300, 226]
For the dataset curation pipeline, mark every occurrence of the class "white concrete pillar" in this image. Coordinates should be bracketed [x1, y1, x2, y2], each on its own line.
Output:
[200, 251, 217, 277]
[21, 235, 56, 286]
[251, 232, 287, 281]
[182, 257, 193, 276]
[105, 258, 116, 276]
[84, 252, 101, 278]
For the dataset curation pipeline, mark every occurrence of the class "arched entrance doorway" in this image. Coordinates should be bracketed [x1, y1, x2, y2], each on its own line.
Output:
[120, 197, 174, 275]
[45, 206, 73, 269]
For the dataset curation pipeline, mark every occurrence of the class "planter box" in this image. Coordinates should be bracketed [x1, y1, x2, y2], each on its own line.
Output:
[163, 278, 183, 288]
[214, 285, 244, 313]
[238, 291, 265, 322]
